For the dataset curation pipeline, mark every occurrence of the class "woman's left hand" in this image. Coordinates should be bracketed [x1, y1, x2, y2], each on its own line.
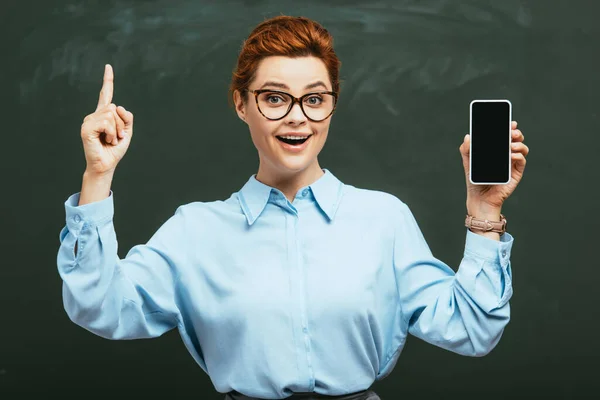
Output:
[459, 120, 529, 210]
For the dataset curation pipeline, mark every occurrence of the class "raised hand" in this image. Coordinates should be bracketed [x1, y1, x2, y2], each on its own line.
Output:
[80, 64, 134, 176]
[460, 120, 529, 211]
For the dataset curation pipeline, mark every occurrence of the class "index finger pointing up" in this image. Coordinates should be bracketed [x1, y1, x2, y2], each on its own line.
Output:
[96, 64, 114, 111]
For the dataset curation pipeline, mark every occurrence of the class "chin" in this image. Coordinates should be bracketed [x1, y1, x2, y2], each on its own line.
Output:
[278, 160, 313, 172]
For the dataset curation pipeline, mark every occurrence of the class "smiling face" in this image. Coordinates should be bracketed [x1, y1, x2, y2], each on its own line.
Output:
[233, 55, 334, 183]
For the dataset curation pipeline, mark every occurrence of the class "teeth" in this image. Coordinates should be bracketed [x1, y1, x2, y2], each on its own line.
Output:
[279, 135, 310, 140]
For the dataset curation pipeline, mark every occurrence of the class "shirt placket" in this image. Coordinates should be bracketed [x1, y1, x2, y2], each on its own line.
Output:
[285, 201, 315, 391]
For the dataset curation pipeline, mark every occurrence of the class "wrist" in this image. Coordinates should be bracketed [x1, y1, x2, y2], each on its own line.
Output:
[466, 201, 501, 221]
[465, 201, 504, 241]
[80, 170, 114, 206]
[83, 168, 115, 181]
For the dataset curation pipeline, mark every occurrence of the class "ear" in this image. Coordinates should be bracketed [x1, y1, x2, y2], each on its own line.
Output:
[233, 89, 247, 123]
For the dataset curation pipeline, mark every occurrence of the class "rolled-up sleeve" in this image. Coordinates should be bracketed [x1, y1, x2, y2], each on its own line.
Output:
[393, 200, 514, 356]
[57, 191, 183, 340]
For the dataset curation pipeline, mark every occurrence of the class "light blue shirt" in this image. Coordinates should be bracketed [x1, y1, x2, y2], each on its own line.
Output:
[57, 168, 514, 399]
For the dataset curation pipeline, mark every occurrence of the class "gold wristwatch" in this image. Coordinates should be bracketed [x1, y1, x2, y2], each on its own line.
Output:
[465, 213, 507, 234]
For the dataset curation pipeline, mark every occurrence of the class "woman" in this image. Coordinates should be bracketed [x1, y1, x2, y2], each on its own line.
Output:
[57, 15, 528, 400]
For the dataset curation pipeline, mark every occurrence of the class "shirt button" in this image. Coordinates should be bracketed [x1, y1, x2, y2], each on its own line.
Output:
[303, 327, 308, 333]
[302, 189, 309, 197]
[73, 214, 81, 223]
[502, 250, 507, 257]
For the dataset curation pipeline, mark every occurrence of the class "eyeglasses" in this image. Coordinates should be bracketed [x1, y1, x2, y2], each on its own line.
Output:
[243, 89, 338, 122]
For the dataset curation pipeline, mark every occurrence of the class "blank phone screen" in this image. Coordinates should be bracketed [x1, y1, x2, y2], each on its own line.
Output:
[470, 101, 511, 184]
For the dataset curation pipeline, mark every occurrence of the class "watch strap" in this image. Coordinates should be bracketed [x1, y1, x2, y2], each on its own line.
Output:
[465, 213, 507, 234]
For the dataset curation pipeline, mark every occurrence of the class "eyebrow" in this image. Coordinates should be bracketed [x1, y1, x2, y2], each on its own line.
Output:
[259, 80, 329, 91]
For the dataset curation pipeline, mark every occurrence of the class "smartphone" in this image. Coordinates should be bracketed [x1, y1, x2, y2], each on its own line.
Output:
[469, 99, 512, 185]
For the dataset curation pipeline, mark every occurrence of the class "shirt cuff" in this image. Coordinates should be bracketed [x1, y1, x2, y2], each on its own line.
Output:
[464, 228, 514, 265]
[64, 190, 114, 235]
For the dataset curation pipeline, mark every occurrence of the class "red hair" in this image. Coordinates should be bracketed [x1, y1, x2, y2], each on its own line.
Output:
[228, 15, 341, 107]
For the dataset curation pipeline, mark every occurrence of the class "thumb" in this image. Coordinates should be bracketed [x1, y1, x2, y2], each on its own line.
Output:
[460, 133, 470, 157]
[460, 134, 470, 176]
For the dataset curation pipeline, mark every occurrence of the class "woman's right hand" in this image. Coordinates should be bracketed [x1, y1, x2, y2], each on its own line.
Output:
[80, 64, 134, 176]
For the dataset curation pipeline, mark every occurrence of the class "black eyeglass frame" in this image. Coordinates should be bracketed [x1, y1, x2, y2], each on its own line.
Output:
[243, 89, 338, 122]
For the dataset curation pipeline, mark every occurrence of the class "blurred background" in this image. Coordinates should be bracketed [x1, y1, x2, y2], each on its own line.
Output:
[2, 0, 599, 398]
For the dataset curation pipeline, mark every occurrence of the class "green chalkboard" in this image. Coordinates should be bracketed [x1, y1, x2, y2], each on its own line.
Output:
[3, 0, 599, 398]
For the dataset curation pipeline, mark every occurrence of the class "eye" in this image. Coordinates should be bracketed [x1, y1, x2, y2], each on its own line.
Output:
[266, 95, 286, 104]
[305, 95, 323, 105]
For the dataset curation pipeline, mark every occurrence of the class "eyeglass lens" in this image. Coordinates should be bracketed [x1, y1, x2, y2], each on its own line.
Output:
[256, 91, 335, 121]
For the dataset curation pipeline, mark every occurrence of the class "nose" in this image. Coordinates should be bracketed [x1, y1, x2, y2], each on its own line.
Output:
[285, 100, 307, 124]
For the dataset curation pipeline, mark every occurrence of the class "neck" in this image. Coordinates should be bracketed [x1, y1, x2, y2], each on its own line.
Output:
[255, 161, 324, 203]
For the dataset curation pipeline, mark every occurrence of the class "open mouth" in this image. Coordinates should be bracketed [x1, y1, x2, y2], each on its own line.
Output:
[276, 135, 313, 145]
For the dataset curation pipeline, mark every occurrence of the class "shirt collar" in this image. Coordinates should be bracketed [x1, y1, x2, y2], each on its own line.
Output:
[238, 168, 344, 226]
